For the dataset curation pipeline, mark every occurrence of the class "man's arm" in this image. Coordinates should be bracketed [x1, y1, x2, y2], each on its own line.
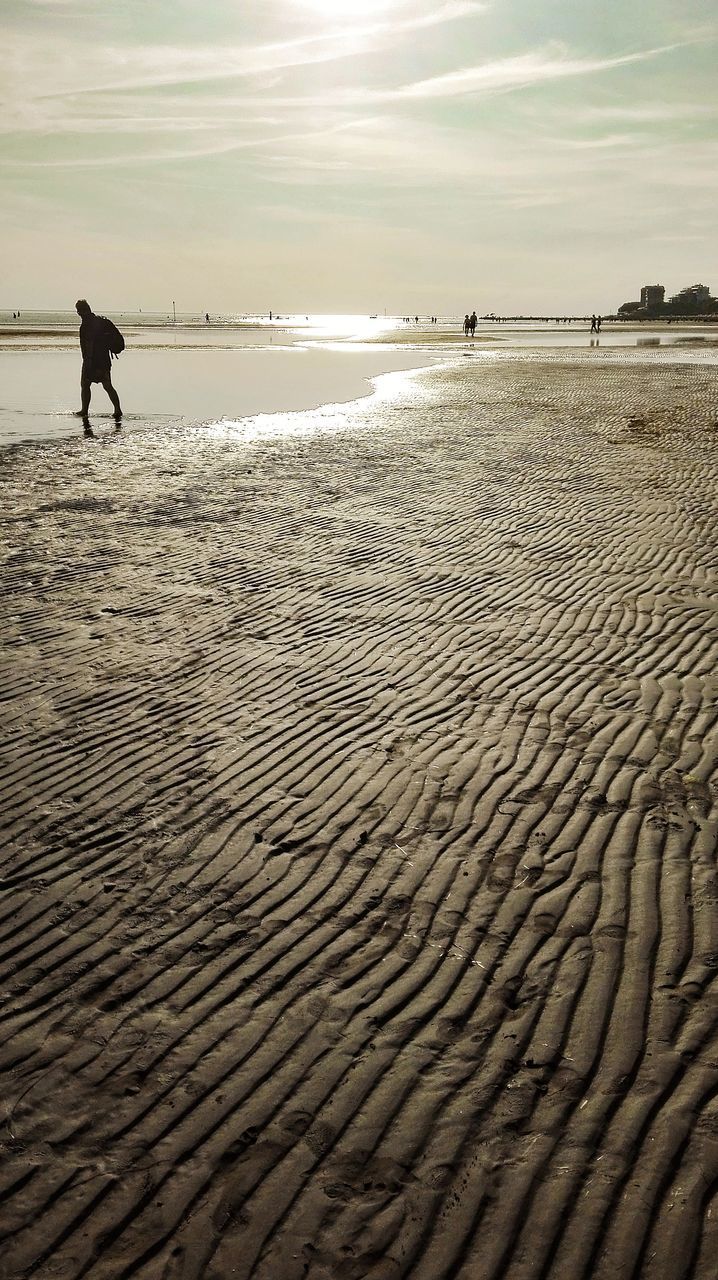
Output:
[79, 321, 92, 361]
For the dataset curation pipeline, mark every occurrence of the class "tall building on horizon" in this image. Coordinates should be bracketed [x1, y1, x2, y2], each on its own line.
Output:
[640, 284, 665, 308]
[669, 283, 711, 308]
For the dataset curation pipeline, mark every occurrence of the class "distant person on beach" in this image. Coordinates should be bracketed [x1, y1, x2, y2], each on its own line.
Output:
[205, 312, 210, 323]
[590, 314, 597, 333]
[76, 299, 123, 420]
[469, 311, 477, 337]
[464, 314, 470, 336]
[597, 315, 602, 332]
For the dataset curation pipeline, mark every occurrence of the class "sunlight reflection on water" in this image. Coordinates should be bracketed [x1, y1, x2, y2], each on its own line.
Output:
[200, 365, 428, 444]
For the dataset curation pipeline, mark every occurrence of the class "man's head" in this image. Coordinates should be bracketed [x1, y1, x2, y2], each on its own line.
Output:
[76, 299, 92, 318]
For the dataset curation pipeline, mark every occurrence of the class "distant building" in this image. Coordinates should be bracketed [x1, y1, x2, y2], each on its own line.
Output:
[640, 284, 665, 308]
[617, 283, 666, 317]
[617, 280, 717, 318]
[669, 283, 711, 309]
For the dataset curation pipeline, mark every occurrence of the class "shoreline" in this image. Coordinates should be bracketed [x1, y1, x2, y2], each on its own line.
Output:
[3, 319, 718, 450]
[3, 315, 718, 335]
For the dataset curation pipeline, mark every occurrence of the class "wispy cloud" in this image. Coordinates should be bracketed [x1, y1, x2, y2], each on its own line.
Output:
[575, 102, 718, 124]
[0, 33, 698, 177]
[216, 40, 693, 111]
[1, 2, 484, 107]
[551, 133, 640, 150]
[394, 42, 684, 100]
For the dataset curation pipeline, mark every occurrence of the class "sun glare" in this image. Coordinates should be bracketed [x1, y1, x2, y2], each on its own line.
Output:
[298, 0, 393, 19]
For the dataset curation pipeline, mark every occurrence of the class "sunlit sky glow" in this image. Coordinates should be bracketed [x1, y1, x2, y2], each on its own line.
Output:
[1, 0, 716, 313]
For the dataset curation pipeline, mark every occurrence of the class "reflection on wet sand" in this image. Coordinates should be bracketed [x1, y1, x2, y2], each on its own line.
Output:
[82, 420, 123, 439]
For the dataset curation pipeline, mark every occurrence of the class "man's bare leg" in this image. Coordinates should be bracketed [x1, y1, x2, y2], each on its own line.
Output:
[80, 378, 91, 418]
[101, 376, 122, 419]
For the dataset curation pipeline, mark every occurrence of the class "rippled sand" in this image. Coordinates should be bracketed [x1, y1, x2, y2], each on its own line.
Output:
[1, 355, 717, 1280]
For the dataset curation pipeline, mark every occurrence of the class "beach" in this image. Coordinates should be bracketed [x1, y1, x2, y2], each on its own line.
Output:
[1, 348, 718, 1279]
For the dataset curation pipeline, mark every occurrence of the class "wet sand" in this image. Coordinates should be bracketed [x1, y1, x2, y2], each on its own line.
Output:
[1, 355, 718, 1280]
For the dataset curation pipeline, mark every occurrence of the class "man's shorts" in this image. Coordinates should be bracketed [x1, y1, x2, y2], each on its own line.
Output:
[81, 362, 111, 385]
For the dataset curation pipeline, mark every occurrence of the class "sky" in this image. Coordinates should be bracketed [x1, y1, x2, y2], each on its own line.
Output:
[1, 0, 717, 314]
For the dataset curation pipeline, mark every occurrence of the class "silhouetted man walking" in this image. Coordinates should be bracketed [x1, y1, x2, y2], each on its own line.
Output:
[76, 299, 123, 419]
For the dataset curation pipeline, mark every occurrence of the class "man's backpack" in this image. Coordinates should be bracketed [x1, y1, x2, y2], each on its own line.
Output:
[102, 317, 125, 357]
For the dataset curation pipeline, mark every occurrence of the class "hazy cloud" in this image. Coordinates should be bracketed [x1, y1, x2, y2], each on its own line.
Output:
[1, 0, 716, 312]
[395, 42, 684, 99]
[576, 102, 718, 123]
[1, 2, 485, 107]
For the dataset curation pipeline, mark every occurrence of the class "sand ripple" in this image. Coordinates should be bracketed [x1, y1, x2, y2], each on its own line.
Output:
[1, 358, 718, 1279]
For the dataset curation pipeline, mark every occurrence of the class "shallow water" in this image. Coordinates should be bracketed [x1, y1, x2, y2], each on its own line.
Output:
[2, 313, 716, 446]
[0, 343, 433, 446]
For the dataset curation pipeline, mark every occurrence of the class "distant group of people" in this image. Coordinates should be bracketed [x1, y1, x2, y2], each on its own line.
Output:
[482, 315, 606, 325]
[401, 316, 437, 324]
[462, 312, 604, 333]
